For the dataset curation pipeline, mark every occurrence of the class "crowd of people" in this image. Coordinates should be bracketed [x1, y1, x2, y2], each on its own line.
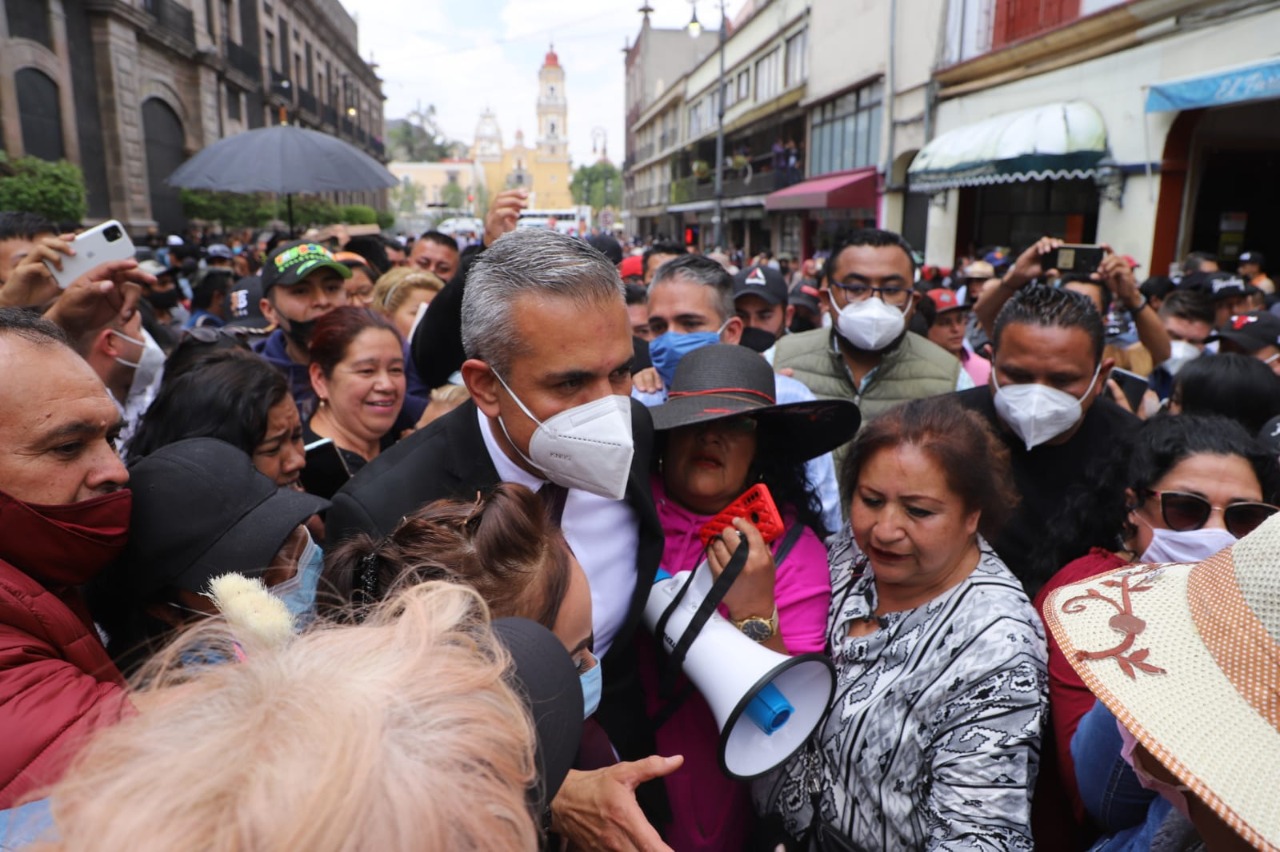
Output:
[1, 192, 1278, 852]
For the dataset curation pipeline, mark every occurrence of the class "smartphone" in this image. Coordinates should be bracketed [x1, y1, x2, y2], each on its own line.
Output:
[1111, 367, 1149, 412]
[301, 437, 351, 501]
[46, 220, 137, 289]
[1045, 244, 1106, 277]
[698, 483, 786, 547]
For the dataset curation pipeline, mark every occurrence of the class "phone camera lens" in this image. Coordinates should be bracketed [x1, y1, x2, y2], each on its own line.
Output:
[104, 226, 122, 241]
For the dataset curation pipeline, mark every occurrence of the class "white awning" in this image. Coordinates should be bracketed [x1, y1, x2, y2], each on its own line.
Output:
[908, 101, 1108, 193]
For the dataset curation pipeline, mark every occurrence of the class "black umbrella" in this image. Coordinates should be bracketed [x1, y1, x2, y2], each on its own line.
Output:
[166, 124, 398, 231]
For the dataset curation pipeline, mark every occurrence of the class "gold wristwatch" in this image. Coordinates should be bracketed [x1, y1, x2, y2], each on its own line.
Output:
[732, 607, 779, 643]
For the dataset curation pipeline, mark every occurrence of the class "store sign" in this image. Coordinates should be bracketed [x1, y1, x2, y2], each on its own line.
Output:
[1146, 59, 1280, 113]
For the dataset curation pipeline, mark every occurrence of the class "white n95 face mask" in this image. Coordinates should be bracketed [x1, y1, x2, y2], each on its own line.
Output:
[493, 371, 635, 501]
[835, 296, 907, 352]
[992, 365, 1101, 451]
[1162, 340, 1200, 376]
[1138, 526, 1236, 565]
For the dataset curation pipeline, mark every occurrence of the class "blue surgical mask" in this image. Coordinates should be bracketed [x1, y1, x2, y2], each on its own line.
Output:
[580, 655, 603, 719]
[648, 320, 730, 388]
[271, 530, 323, 627]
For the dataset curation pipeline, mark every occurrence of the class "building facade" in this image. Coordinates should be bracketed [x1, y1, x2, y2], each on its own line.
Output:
[0, 0, 384, 233]
[469, 49, 574, 211]
[624, 0, 1280, 272]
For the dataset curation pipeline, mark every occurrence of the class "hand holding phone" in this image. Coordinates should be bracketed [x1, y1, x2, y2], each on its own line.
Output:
[699, 483, 785, 547]
[45, 220, 136, 290]
[1044, 244, 1106, 277]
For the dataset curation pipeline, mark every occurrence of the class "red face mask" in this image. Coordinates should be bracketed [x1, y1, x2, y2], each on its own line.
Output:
[0, 488, 132, 587]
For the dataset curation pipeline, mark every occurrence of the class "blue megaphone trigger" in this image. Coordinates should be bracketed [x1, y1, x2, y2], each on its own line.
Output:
[745, 682, 793, 735]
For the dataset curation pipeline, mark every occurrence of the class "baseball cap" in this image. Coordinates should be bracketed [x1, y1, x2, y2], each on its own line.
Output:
[138, 259, 168, 277]
[925, 288, 966, 314]
[261, 240, 352, 293]
[790, 284, 821, 315]
[1240, 251, 1265, 267]
[732, 264, 788, 306]
[618, 254, 644, 280]
[961, 260, 996, 280]
[117, 438, 330, 599]
[166, 234, 184, 247]
[207, 243, 234, 260]
[1210, 311, 1280, 353]
[226, 274, 271, 329]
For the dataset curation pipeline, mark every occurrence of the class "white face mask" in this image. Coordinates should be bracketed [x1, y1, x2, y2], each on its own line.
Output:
[492, 371, 635, 501]
[1138, 524, 1236, 564]
[1163, 340, 1200, 376]
[834, 295, 908, 352]
[992, 365, 1101, 450]
[110, 328, 166, 411]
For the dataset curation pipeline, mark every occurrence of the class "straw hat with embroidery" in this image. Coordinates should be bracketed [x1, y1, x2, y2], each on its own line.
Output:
[1043, 514, 1280, 850]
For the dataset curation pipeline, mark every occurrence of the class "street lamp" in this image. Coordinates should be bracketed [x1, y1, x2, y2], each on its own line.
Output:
[688, 0, 727, 250]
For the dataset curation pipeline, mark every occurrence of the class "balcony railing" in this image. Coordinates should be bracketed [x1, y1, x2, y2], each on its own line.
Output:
[225, 40, 261, 82]
[356, 126, 368, 145]
[634, 142, 655, 162]
[340, 117, 353, 137]
[298, 89, 318, 115]
[269, 68, 292, 100]
[144, 0, 195, 45]
[369, 137, 385, 158]
[322, 104, 338, 126]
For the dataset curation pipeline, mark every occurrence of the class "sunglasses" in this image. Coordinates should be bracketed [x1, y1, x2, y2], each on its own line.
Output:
[1143, 489, 1280, 539]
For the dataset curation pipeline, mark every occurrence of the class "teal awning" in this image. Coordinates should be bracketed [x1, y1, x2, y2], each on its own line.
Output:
[908, 101, 1108, 193]
[1145, 57, 1280, 113]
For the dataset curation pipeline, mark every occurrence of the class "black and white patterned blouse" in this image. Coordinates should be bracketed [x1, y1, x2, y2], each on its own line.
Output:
[754, 527, 1049, 850]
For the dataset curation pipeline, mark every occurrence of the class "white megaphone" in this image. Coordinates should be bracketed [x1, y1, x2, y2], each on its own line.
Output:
[644, 561, 835, 780]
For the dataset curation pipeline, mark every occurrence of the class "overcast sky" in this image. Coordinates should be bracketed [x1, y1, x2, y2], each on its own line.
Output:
[345, 0, 722, 168]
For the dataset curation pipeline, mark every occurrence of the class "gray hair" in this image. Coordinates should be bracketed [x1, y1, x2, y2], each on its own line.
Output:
[650, 254, 735, 323]
[461, 229, 624, 375]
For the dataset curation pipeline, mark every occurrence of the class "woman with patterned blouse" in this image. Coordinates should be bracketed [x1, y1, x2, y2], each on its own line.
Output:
[755, 396, 1049, 851]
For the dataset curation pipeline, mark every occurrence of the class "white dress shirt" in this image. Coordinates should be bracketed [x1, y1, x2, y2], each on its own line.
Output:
[477, 407, 639, 658]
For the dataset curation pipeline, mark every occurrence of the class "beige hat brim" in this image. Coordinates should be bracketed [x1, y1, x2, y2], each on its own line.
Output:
[1044, 559, 1280, 850]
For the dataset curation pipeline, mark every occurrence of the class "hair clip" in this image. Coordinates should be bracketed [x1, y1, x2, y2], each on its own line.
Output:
[357, 551, 381, 605]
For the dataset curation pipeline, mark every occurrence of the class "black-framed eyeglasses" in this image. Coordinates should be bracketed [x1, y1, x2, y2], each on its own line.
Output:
[1143, 489, 1279, 539]
[829, 282, 914, 308]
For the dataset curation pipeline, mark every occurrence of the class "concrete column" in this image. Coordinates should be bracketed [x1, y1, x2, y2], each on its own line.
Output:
[90, 15, 152, 229]
[48, 0, 81, 165]
[923, 189, 958, 267]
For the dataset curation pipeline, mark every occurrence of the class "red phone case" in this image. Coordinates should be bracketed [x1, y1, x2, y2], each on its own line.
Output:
[698, 483, 786, 547]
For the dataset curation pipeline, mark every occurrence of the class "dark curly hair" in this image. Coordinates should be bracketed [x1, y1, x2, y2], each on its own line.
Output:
[840, 396, 1019, 542]
[1035, 413, 1280, 581]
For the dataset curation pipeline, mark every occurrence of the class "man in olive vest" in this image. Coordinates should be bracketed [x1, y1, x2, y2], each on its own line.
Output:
[774, 229, 967, 476]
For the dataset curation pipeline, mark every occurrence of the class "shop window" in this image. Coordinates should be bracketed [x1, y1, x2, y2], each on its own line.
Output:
[785, 29, 808, 87]
[16, 68, 64, 161]
[755, 48, 782, 102]
[810, 81, 882, 176]
[7, 0, 52, 48]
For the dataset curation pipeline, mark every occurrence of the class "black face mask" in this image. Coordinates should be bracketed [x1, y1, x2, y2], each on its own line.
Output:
[145, 288, 181, 310]
[284, 317, 317, 351]
[738, 326, 778, 353]
[789, 316, 818, 334]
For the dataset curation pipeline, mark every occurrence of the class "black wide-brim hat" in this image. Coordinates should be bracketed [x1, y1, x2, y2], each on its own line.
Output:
[650, 343, 860, 464]
[121, 438, 330, 598]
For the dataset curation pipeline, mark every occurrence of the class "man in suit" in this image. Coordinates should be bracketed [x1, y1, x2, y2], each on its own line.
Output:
[328, 228, 678, 850]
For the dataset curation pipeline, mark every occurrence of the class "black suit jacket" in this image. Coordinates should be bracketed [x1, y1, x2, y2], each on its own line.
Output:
[327, 398, 664, 767]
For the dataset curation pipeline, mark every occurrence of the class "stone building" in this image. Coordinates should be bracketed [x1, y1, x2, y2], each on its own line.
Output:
[469, 47, 573, 210]
[0, 0, 384, 233]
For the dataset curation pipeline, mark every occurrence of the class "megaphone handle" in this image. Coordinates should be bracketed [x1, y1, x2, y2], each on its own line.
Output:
[659, 533, 750, 699]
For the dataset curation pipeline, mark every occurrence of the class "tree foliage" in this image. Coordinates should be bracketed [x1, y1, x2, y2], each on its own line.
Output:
[0, 153, 87, 226]
[181, 190, 384, 228]
[387, 105, 465, 162]
[570, 161, 622, 211]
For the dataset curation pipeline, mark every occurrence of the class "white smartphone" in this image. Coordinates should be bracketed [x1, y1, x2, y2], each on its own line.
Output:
[46, 220, 137, 289]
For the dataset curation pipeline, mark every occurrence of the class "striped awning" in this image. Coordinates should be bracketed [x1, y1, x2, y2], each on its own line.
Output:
[908, 101, 1108, 193]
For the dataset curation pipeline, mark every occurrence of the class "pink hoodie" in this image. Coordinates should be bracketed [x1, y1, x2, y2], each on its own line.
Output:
[640, 475, 831, 850]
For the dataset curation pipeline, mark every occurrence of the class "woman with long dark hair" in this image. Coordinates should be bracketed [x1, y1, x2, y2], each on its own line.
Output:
[1034, 414, 1280, 829]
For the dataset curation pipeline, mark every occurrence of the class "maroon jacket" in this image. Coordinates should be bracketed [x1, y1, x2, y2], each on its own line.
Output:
[0, 553, 130, 807]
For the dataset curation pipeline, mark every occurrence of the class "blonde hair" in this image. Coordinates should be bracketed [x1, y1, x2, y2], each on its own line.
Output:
[32, 582, 537, 852]
[372, 267, 444, 315]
